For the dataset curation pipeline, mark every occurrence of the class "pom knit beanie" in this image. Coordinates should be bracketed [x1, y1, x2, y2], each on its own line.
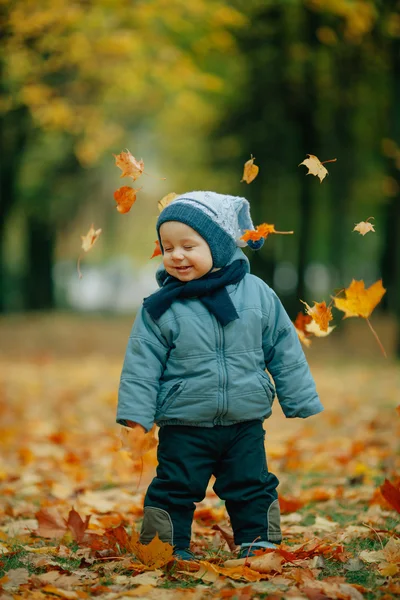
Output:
[156, 191, 264, 268]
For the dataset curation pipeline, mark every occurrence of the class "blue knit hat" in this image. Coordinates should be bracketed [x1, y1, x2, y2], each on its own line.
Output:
[156, 191, 264, 268]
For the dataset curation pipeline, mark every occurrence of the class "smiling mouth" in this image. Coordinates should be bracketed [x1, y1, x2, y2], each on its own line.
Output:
[175, 266, 192, 272]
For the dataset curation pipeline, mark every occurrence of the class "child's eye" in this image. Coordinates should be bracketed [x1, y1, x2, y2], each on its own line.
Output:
[183, 246, 193, 250]
[164, 248, 173, 252]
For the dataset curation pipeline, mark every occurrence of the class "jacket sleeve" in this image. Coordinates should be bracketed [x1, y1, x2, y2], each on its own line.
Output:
[116, 306, 169, 432]
[262, 289, 324, 418]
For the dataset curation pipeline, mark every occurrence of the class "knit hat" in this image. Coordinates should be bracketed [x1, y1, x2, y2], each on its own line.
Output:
[156, 191, 264, 268]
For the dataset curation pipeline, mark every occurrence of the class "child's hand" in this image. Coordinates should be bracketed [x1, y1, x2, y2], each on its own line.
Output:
[119, 423, 157, 459]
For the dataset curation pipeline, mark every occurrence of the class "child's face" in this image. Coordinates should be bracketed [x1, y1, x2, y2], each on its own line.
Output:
[159, 221, 213, 281]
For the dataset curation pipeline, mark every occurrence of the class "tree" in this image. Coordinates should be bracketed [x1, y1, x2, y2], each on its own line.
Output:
[0, 0, 245, 310]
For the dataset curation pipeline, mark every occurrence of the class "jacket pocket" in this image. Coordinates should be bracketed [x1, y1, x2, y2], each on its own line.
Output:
[257, 370, 276, 402]
[156, 380, 186, 417]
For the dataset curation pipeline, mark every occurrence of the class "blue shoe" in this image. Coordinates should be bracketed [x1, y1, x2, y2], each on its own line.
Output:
[173, 548, 197, 561]
[238, 542, 277, 559]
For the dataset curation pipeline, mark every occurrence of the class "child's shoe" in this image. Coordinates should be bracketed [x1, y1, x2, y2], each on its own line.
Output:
[173, 547, 197, 561]
[238, 541, 277, 559]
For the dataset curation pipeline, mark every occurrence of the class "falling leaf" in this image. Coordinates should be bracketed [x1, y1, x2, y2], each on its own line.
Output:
[380, 479, 400, 513]
[158, 192, 178, 213]
[119, 424, 157, 460]
[299, 154, 337, 183]
[305, 319, 336, 337]
[129, 530, 174, 568]
[241, 155, 259, 184]
[295, 328, 312, 347]
[113, 149, 144, 181]
[241, 223, 294, 242]
[300, 300, 333, 333]
[293, 312, 313, 347]
[114, 186, 141, 213]
[333, 280, 386, 319]
[80, 224, 102, 253]
[151, 240, 162, 259]
[353, 218, 375, 236]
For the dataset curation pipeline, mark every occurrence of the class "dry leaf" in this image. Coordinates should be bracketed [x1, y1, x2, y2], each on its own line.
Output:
[241, 155, 259, 184]
[35, 507, 67, 539]
[305, 319, 336, 337]
[129, 530, 174, 568]
[241, 223, 294, 243]
[158, 192, 178, 213]
[333, 280, 386, 319]
[66, 508, 90, 543]
[353, 218, 375, 236]
[299, 154, 336, 182]
[120, 424, 157, 460]
[114, 186, 141, 213]
[380, 479, 400, 513]
[300, 300, 333, 333]
[113, 149, 144, 181]
[80, 224, 102, 253]
[151, 240, 162, 259]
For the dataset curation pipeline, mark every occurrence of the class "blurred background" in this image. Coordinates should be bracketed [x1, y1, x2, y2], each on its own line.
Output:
[1, 0, 399, 359]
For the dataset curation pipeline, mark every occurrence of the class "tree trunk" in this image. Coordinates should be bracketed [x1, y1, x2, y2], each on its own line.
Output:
[0, 107, 30, 310]
[24, 215, 56, 310]
[380, 35, 400, 356]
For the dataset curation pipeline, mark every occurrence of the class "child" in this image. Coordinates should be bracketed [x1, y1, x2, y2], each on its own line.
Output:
[117, 190, 323, 561]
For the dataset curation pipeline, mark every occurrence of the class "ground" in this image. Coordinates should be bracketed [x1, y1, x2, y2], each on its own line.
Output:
[0, 313, 399, 600]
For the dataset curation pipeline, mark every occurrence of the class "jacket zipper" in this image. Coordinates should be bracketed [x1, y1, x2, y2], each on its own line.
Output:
[214, 317, 227, 425]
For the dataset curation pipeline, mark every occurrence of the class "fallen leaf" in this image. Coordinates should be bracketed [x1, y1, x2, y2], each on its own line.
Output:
[300, 300, 333, 333]
[130, 530, 174, 568]
[114, 186, 141, 213]
[333, 280, 386, 319]
[80, 224, 102, 253]
[241, 155, 259, 184]
[380, 562, 398, 576]
[113, 150, 144, 180]
[0, 567, 29, 591]
[380, 479, 400, 513]
[241, 223, 294, 243]
[353, 218, 375, 236]
[35, 507, 67, 539]
[41, 585, 79, 599]
[66, 508, 90, 543]
[158, 192, 178, 213]
[299, 154, 336, 183]
[151, 240, 162, 259]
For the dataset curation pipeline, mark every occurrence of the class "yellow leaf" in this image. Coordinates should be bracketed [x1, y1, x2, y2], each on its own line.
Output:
[379, 562, 398, 576]
[158, 192, 178, 213]
[129, 530, 174, 568]
[241, 155, 259, 184]
[299, 154, 336, 183]
[353, 218, 375, 236]
[333, 280, 386, 319]
[80, 224, 102, 253]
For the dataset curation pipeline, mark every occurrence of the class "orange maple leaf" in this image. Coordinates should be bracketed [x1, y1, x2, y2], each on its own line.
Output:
[300, 300, 333, 333]
[333, 279, 386, 319]
[113, 149, 144, 181]
[114, 186, 141, 213]
[294, 312, 312, 333]
[241, 155, 259, 184]
[241, 223, 294, 242]
[130, 529, 174, 568]
[151, 240, 162, 259]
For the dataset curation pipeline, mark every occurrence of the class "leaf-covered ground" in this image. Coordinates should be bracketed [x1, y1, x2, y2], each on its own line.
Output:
[0, 315, 399, 600]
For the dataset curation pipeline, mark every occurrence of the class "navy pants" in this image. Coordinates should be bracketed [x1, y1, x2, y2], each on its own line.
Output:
[142, 420, 282, 549]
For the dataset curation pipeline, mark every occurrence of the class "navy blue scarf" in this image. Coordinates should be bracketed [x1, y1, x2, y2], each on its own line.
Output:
[143, 260, 247, 326]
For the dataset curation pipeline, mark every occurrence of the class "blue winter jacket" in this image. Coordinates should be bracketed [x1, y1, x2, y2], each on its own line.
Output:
[117, 248, 323, 432]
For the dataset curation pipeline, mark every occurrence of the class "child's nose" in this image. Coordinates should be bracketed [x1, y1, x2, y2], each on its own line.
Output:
[171, 248, 184, 260]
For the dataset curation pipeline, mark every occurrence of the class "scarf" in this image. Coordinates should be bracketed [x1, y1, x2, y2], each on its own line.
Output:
[143, 259, 247, 327]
